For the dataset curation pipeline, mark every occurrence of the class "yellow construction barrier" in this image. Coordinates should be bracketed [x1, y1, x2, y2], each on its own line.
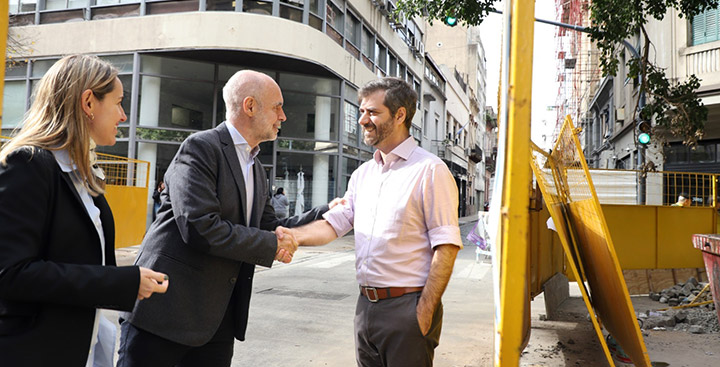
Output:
[1, 136, 149, 248]
[530, 116, 651, 367]
[97, 153, 150, 248]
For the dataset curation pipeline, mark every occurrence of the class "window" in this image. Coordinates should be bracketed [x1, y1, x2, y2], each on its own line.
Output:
[345, 12, 361, 46]
[361, 27, 374, 60]
[376, 41, 387, 72]
[693, 8, 720, 45]
[326, 1, 344, 34]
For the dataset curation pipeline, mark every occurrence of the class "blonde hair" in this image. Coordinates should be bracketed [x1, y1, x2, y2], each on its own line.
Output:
[0, 54, 119, 196]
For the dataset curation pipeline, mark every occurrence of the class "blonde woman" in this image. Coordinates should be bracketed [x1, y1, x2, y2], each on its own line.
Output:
[0, 55, 169, 367]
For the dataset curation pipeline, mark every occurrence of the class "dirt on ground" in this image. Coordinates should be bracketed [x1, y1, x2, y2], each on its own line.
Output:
[519, 292, 720, 366]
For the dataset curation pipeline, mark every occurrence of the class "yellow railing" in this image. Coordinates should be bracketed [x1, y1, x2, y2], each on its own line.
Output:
[587, 168, 717, 207]
[531, 116, 651, 367]
[1, 137, 149, 247]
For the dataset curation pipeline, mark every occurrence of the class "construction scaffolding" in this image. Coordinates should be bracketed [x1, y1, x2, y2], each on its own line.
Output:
[554, 0, 602, 142]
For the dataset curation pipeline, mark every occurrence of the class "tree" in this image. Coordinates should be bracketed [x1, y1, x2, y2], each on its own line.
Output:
[395, 0, 718, 147]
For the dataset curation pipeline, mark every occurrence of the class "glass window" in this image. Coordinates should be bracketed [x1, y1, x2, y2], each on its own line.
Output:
[344, 83, 358, 103]
[389, 54, 397, 77]
[46, 0, 67, 10]
[2, 81, 27, 130]
[243, 0, 273, 15]
[693, 8, 720, 46]
[279, 92, 339, 141]
[361, 27, 374, 59]
[206, 0, 235, 11]
[309, 0, 320, 14]
[345, 12, 360, 46]
[343, 102, 358, 144]
[118, 74, 132, 124]
[20, 0, 37, 12]
[140, 55, 214, 81]
[275, 152, 336, 211]
[218, 65, 274, 83]
[690, 144, 716, 163]
[100, 54, 134, 73]
[32, 59, 58, 78]
[138, 76, 214, 130]
[664, 145, 688, 164]
[278, 73, 339, 95]
[376, 42, 387, 71]
[326, 2, 343, 33]
[280, 0, 303, 6]
[279, 5, 303, 22]
[5, 61, 28, 78]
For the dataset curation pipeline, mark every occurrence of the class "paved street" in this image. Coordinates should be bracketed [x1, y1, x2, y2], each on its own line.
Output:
[114, 219, 493, 366]
[230, 221, 493, 366]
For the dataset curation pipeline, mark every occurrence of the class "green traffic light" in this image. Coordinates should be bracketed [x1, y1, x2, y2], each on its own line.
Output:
[444, 16, 458, 27]
[638, 132, 650, 145]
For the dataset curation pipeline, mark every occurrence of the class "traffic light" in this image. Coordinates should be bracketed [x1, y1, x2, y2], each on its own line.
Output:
[637, 121, 651, 146]
[444, 16, 458, 27]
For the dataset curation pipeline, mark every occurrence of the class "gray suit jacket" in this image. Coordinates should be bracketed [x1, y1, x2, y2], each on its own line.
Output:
[127, 123, 327, 346]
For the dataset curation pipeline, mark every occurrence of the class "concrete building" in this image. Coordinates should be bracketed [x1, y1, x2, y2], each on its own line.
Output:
[4, 0, 431, 224]
[425, 21, 487, 215]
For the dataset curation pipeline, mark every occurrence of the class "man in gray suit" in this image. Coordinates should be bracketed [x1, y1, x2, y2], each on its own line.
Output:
[117, 70, 330, 367]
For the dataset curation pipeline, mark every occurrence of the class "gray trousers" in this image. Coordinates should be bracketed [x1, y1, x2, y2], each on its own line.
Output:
[354, 292, 443, 367]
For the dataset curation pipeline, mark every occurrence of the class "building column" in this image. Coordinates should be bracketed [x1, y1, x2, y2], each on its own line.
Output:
[312, 80, 333, 207]
[136, 56, 161, 227]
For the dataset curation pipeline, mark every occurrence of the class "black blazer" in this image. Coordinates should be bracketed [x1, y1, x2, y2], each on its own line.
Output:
[127, 123, 328, 346]
[0, 148, 139, 367]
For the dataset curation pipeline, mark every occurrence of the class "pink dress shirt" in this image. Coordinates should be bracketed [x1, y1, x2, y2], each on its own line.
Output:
[323, 137, 462, 288]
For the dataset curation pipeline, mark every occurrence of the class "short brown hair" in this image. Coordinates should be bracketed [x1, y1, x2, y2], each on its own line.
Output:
[358, 78, 417, 129]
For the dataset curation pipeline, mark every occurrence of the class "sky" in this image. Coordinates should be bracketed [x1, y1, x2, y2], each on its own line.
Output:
[479, 0, 559, 150]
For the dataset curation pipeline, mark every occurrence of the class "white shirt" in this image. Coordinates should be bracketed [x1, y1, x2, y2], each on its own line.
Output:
[50, 149, 107, 367]
[323, 137, 462, 287]
[225, 121, 260, 225]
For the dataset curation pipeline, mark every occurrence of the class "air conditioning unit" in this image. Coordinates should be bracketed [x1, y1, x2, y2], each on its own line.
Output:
[615, 108, 625, 122]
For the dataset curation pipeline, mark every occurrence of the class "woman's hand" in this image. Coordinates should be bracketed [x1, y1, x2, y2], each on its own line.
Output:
[137, 267, 169, 300]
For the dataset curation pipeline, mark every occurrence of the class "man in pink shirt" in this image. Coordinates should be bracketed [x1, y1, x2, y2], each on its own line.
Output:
[280, 77, 462, 366]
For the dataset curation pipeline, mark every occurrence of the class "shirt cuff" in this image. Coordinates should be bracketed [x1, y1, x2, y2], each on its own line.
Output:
[428, 225, 463, 249]
[322, 205, 353, 237]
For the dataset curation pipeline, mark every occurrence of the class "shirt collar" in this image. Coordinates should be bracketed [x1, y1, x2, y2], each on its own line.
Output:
[51, 149, 76, 173]
[373, 136, 417, 165]
[225, 121, 260, 159]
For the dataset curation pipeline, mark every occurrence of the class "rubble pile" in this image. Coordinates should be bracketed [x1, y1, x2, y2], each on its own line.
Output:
[639, 277, 719, 334]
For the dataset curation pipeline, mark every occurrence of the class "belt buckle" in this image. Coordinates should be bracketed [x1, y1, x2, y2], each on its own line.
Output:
[365, 287, 379, 303]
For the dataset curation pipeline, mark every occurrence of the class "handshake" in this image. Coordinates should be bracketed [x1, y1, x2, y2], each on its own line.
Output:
[274, 226, 298, 263]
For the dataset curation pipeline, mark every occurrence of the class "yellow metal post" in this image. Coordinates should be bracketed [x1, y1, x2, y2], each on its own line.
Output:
[496, 0, 534, 365]
[0, 3, 8, 130]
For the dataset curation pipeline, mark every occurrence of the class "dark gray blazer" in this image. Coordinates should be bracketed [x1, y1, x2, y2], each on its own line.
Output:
[126, 123, 327, 346]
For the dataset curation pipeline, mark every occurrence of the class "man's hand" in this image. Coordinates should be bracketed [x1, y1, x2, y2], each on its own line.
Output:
[328, 197, 347, 209]
[416, 306, 433, 336]
[275, 226, 298, 263]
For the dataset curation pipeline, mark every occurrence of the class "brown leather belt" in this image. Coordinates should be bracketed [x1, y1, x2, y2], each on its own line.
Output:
[359, 286, 424, 303]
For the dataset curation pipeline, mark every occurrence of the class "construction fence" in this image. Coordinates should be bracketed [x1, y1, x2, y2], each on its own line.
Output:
[1, 136, 150, 247]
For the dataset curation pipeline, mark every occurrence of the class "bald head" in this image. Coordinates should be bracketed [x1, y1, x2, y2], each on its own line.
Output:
[223, 70, 277, 122]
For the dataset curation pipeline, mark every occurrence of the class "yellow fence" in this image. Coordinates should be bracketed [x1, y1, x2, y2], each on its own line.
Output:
[587, 168, 717, 207]
[97, 153, 150, 248]
[531, 117, 651, 367]
[1, 137, 149, 248]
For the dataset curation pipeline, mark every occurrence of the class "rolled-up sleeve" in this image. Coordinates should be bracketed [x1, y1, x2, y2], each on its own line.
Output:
[423, 163, 463, 249]
[322, 172, 356, 237]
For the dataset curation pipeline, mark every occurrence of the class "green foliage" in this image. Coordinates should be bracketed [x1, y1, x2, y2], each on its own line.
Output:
[397, 0, 718, 147]
[589, 0, 717, 146]
[394, 0, 496, 27]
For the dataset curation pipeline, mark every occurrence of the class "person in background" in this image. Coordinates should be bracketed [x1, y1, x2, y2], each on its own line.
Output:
[271, 187, 289, 219]
[152, 180, 165, 221]
[0, 54, 168, 367]
[672, 193, 691, 207]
